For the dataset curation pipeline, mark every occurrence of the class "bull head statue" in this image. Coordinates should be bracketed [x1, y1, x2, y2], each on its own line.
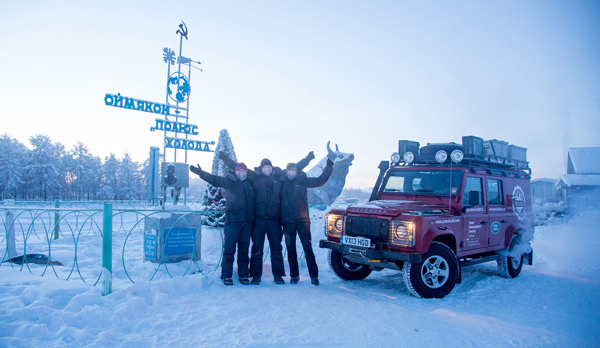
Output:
[306, 141, 354, 206]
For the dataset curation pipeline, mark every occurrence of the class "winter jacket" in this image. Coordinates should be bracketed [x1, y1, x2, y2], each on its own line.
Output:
[221, 154, 313, 220]
[250, 172, 283, 219]
[198, 170, 255, 224]
[280, 159, 334, 223]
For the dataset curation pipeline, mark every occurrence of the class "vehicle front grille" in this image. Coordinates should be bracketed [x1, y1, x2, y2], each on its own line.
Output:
[344, 216, 389, 242]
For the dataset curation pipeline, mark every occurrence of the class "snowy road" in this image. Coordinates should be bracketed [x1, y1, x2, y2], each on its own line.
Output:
[1, 211, 599, 347]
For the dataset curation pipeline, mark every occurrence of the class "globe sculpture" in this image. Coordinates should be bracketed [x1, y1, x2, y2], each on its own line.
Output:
[167, 72, 191, 103]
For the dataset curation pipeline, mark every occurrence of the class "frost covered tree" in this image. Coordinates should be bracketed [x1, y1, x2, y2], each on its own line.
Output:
[202, 129, 237, 227]
[0, 133, 150, 201]
[102, 153, 120, 200]
[60, 151, 75, 199]
[69, 142, 95, 200]
[188, 177, 207, 201]
[87, 156, 102, 200]
[26, 134, 64, 201]
[0, 134, 27, 199]
[118, 152, 142, 200]
[140, 157, 151, 202]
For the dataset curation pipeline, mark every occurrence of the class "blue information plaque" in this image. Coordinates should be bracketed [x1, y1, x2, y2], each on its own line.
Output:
[164, 228, 196, 255]
[144, 233, 157, 259]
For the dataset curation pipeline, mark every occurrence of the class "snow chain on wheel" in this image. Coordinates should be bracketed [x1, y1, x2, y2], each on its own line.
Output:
[497, 235, 524, 278]
[402, 241, 459, 299]
[328, 249, 372, 281]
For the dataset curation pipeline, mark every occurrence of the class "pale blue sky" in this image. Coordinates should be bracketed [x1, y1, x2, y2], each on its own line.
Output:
[1, 1, 598, 188]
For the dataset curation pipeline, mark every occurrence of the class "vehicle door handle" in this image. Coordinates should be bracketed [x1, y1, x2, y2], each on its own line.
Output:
[481, 221, 488, 225]
[500, 220, 508, 223]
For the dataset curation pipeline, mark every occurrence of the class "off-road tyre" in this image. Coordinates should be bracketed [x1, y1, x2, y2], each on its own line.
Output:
[497, 236, 524, 278]
[402, 241, 459, 298]
[328, 249, 372, 280]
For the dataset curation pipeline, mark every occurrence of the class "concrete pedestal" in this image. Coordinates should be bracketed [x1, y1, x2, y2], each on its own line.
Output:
[144, 213, 202, 263]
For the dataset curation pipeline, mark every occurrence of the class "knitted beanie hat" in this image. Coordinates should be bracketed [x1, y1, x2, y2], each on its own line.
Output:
[286, 162, 297, 171]
[235, 163, 248, 171]
[260, 158, 272, 168]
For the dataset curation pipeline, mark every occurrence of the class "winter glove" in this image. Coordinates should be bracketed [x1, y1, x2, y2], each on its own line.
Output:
[307, 151, 315, 161]
[190, 164, 203, 176]
[218, 151, 227, 160]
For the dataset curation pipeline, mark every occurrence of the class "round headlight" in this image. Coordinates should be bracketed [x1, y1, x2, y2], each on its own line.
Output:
[435, 150, 448, 164]
[451, 149, 464, 163]
[403, 151, 415, 164]
[391, 152, 400, 164]
[334, 218, 343, 232]
[394, 224, 408, 239]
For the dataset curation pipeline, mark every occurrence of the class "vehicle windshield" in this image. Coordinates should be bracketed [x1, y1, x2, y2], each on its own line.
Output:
[382, 169, 463, 196]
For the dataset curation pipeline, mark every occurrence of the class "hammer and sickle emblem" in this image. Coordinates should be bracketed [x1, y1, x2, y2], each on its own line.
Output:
[176, 21, 188, 40]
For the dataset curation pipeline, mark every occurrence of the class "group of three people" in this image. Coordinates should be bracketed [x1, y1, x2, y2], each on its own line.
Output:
[190, 149, 335, 286]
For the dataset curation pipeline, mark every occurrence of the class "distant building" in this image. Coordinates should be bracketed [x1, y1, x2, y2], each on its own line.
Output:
[531, 178, 558, 205]
[556, 147, 600, 212]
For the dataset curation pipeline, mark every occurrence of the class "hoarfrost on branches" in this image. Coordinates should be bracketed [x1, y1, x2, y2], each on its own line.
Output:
[202, 129, 237, 227]
[0, 134, 26, 200]
[0, 133, 156, 201]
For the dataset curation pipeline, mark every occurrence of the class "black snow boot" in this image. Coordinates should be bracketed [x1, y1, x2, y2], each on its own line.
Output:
[239, 277, 250, 285]
[310, 277, 319, 286]
[290, 276, 300, 284]
[251, 277, 261, 285]
[222, 278, 234, 286]
[274, 276, 285, 285]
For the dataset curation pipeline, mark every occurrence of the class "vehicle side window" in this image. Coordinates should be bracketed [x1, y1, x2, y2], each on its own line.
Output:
[487, 179, 504, 205]
[463, 177, 483, 206]
[412, 178, 422, 191]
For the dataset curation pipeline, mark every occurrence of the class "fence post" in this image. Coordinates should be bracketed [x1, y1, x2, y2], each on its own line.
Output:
[54, 200, 60, 240]
[5, 207, 17, 259]
[102, 203, 112, 296]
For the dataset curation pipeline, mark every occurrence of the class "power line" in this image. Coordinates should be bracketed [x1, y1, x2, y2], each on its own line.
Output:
[535, 164, 565, 175]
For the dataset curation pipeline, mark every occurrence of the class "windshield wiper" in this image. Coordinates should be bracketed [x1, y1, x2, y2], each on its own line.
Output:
[415, 189, 441, 199]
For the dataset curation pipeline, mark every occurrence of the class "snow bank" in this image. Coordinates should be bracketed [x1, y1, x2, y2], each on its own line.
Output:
[1, 208, 599, 347]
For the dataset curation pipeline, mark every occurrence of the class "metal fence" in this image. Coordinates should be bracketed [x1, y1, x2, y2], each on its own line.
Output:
[0, 201, 224, 295]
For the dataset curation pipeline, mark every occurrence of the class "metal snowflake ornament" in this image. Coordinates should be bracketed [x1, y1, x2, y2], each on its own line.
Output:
[162, 47, 175, 65]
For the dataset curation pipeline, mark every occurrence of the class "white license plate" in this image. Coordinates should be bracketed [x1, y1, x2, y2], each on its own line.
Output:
[341, 235, 371, 248]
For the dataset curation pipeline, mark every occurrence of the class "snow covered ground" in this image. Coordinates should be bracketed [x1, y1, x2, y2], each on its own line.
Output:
[1, 208, 599, 347]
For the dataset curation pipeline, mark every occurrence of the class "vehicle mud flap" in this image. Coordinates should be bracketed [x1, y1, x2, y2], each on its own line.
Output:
[457, 261, 462, 284]
[525, 250, 533, 266]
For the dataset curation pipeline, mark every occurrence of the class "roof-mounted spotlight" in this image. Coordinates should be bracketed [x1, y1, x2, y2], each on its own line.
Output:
[403, 151, 415, 164]
[391, 152, 400, 165]
[450, 149, 464, 163]
[435, 150, 447, 164]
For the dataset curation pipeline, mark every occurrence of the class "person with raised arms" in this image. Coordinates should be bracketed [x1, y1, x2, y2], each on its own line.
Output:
[219, 151, 314, 285]
[190, 162, 254, 286]
[280, 149, 335, 286]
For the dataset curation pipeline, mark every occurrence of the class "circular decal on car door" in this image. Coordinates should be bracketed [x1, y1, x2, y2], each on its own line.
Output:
[491, 221, 502, 234]
[512, 185, 526, 221]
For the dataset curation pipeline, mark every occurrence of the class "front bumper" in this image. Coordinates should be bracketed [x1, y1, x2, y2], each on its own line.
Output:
[319, 240, 422, 264]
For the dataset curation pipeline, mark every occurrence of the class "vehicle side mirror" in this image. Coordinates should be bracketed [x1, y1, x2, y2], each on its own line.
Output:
[469, 191, 480, 206]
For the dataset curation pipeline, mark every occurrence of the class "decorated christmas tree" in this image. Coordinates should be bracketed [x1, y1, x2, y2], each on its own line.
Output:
[202, 129, 237, 227]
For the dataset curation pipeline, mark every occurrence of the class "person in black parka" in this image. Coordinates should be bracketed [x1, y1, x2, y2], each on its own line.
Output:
[281, 156, 334, 286]
[219, 152, 314, 285]
[190, 162, 254, 286]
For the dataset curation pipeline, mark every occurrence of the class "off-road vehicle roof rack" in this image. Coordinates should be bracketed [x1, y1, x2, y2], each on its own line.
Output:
[391, 136, 531, 176]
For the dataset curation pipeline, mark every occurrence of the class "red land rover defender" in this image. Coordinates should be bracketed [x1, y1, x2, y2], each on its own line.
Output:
[320, 136, 534, 298]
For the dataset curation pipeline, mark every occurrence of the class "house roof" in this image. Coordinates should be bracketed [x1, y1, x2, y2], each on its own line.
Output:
[567, 147, 600, 174]
[557, 174, 600, 187]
